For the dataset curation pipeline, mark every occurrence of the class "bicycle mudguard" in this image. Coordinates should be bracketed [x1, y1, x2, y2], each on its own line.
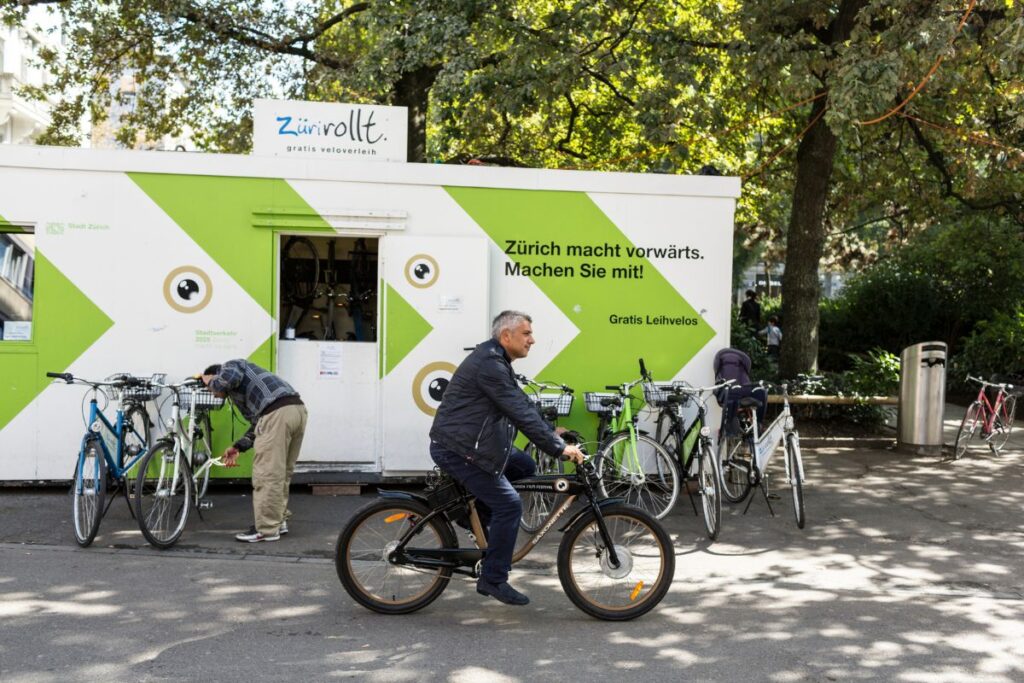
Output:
[558, 497, 625, 532]
[377, 489, 431, 508]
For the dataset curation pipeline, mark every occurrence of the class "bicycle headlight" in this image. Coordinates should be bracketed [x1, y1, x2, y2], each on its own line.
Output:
[165, 418, 176, 430]
[90, 420, 103, 433]
[785, 415, 795, 431]
[699, 426, 711, 437]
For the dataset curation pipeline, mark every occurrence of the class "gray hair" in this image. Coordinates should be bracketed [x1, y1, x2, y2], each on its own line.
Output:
[491, 310, 532, 339]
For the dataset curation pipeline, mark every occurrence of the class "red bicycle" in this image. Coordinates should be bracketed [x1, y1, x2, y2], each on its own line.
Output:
[953, 375, 1018, 459]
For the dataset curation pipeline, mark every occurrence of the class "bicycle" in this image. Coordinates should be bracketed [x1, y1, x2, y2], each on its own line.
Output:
[335, 459, 675, 621]
[515, 373, 579, 533]
[134, 378, 226, 548]
[717, 381, 806, 528]
[954, 375, 1018, 459]
[46, 371, 159, 547]
[584, 362, 679, 520]
[646, 364, 734, 541]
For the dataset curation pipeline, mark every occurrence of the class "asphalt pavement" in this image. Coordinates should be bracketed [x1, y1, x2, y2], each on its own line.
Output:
[1, 436, 1023, 682]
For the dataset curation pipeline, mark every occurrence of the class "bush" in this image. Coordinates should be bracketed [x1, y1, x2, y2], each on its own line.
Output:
[950, 307, 1024, 385]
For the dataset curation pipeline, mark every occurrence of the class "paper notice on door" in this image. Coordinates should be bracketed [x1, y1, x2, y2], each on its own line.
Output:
[439, 296, 463, 311]
[318, 344, 342, 379]
[2, 321, 31, 341]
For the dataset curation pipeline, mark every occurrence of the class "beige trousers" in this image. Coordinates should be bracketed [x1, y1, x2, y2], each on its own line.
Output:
[252, 404, 308, 535]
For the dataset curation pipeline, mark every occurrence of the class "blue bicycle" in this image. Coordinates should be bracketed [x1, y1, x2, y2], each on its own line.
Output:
[47, 371, 160, 547]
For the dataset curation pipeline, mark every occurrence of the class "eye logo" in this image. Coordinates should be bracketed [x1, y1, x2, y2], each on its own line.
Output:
[163, 266, 213, 313]
[405, 254, 439, 289]
[412, 361, 457, 416]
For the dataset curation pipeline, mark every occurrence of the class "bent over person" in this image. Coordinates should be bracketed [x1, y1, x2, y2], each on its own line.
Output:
[202, 360, 307, 543]
[429, 310, 585, 606]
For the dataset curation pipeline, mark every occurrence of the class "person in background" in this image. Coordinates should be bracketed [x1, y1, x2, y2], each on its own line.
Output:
[760, 316, 783, 357]
[202, 360, 307, 543]
[739, 289, 761, 331]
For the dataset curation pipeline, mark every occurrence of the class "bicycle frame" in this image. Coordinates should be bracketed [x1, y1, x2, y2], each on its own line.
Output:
[740, 385, 804, 485]
[386, 473, 623, 577]
[80, 395, 148, 485]
[973, 382, 1009, 435]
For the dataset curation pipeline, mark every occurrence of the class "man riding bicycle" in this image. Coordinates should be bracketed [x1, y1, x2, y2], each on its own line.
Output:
[429, 310, 585, 606]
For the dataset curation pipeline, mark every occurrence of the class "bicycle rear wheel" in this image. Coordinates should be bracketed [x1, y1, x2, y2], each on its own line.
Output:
[520, 443, 559, 533]
[698, 441, 723, 540]
[557, 503, 675, 620]
[786, 433, 806, 529]
[597, 433, 679, 519]
[719, 435, 752, 503]
[988, 395, 1016, 455]
[953, 401, 983, 460]
[336, 499, 456, 615]
[72, 439, 107, 547]
[134, 440, 193, 549]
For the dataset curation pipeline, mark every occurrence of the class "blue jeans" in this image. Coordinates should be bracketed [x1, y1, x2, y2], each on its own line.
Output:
[429, 442, 536, 585]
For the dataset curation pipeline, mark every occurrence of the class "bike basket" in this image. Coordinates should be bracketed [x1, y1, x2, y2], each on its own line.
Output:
[180, 389, 225, 410]
[426, 479, 462, 510]
[527, 392, 574, 416]
[120, 384, 162, 402]
[584, 392, 621, 415]
[641, 382, 677, 406]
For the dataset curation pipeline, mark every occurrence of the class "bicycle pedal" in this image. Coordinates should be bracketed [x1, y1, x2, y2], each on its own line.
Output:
[198, 500, 213, 510]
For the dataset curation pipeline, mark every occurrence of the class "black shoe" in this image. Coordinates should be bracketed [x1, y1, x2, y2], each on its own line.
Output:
[476, 580, 529, 606]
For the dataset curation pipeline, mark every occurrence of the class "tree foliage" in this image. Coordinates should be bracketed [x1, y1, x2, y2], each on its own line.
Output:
[5, 0, 1024, 375]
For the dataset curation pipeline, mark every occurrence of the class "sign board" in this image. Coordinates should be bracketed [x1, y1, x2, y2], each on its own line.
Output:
[252, 99, 408, 163]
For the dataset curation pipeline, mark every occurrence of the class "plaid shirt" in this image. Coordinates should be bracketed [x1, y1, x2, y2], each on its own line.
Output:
[209, 360, 300, 451]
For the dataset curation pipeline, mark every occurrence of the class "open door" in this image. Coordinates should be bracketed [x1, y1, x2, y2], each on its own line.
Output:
[380, 235, 489, 473]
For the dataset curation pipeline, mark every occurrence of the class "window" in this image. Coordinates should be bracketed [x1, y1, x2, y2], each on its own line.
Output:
[0, 226, 35, 341]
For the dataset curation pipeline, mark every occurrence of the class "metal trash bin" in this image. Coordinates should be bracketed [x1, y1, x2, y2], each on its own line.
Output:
[898, 342, 947, 455]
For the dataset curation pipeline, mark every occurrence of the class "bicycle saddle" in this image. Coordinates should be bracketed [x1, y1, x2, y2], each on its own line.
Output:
[738, 396, 763, 408]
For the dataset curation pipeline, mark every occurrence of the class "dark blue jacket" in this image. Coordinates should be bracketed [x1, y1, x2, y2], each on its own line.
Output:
[429, 339, 566, 475]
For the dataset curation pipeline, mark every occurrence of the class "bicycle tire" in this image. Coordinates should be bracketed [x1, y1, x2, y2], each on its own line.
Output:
[698, 441, 723, 540]
[557, 503, 675, 621]
[655, 410, 678, 460]
[596, 433, 679, 519]
[134, 440, 193, 549]
[786, 433, 806, 529]
[988, 395, 1016, 455]
[282, 236, 320, 304]
[336, 498, 456, 615]
[192, 411, 214, 499]
[953, 401, 983, 460]
[520, 443, 559, 533]
[719, 435, 752, 503]
[72, 439, 107, 547]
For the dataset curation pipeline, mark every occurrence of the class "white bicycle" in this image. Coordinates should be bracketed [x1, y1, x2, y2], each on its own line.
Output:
[133, 378, 225, 548]
[717, 381, 806, 528]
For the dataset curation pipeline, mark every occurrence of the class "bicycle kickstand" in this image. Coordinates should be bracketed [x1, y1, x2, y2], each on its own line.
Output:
[742, 479, 776, 517]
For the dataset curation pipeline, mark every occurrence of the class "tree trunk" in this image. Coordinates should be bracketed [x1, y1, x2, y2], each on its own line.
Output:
[393, 64, 440, 163]
[778, 93, 837, 378]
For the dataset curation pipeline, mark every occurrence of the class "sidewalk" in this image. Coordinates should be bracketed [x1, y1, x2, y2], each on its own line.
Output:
[2, 441, 1023, 680]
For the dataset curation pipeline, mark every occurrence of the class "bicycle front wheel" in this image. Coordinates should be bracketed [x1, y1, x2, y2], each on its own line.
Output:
[597, 433, 679, 519]
[698, 441, 723, 540]
[134, 441, 193, 549]
[557, 503, 675, 620]
[72, 439, 107, 547]
[336, 499, 456, 615]
[719, 435, 752, 503]
[520, 444, 559, 533]
[786, 433, 806, 529]
[953, 401, 983, 460]
[988, 395, 1016, 455]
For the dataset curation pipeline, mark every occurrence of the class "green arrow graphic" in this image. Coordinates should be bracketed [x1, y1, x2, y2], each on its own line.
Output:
[383, 282, 434, 377]
[129, 174, 335, 314]
[0, 250, 114, 432]
[445, 187, 715, 397]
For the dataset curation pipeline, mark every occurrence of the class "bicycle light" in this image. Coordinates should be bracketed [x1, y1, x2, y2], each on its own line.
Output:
[700, 426, 711, 437]
[90, 420, 103, 433]
[165, 417, 175, 430]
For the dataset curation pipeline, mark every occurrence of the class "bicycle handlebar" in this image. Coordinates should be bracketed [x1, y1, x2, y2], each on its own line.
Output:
[516, 373, 574, 394]
[966, 375, 1014, 390]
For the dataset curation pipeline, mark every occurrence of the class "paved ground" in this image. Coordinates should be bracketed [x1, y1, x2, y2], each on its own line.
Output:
[1, 437, 1023, 682]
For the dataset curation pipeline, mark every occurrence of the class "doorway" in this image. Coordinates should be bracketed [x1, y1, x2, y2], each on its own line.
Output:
[276, 234, 380, 465]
